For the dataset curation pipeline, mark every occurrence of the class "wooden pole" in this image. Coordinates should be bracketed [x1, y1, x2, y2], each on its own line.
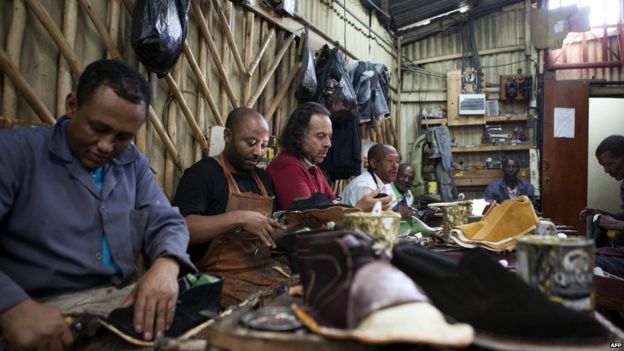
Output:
[78, 0, 122, 59]
[191, 0, 238, 107]
[182, 42, 223, 125]
[265, 60, 298, 122]
[247, 28, 275, 76]
[3, 0, 27, 120]
[243, 10, 255, 103]
[220, 1, 233, 120]
[147, 106, 185, 170]
[24, 0, 83, 79]
[164, 63, 181, 199]
[56, 0, 77, 117]
[107, 0, 121, 59]
[210, 0, 246, 76]
[396, 36, 402, 154]
[246, 33, 295, 107]
[195, 29, 208, 161]
[0, 48, 55, 124]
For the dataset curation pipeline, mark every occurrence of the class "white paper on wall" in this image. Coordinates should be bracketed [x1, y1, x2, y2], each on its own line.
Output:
[554, 107, 575, 138]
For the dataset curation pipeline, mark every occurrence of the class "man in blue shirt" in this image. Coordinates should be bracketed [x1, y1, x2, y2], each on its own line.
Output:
[0, 59, 195, 349]
[483, 156, 536, 208]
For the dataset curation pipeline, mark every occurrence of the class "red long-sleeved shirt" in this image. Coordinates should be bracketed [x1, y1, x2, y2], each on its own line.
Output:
[266, 152, 336, 211]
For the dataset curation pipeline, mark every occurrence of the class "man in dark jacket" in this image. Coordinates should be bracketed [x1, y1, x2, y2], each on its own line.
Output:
[483, 156, 536, 207]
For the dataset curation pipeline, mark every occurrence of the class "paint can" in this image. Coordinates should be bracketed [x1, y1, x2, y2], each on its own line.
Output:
[343, 211, 400, 252]
[516, 235, 595, 311]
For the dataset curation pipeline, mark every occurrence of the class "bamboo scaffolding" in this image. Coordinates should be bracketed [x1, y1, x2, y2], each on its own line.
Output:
[24, 0, 83, 79]
[246, 33, 295, 107]
[191, 0, 238, 107]
[0, 48, 56, 124]
[164, 63, 181, 199]
[56, 0, 77, 117]
[242, 10, 254, 103]
[26, 0, 184, 170]
[195, 32, 208, 161]
[247, 28, 275, 76]
[265, 36, 304, 122]
[182, 42, 223, 126]
[107, 0, 120, 55]
[210, 0, 246, 76]
[219, 1, 232, 119]
[3, 0, 27, 120]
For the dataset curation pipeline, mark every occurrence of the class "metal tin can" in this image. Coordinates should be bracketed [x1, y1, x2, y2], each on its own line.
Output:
[516, 236, 595, 311]
[343, 211, 400, 251]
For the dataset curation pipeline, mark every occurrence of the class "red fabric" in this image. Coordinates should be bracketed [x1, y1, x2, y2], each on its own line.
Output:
[267, 152, 336, 211]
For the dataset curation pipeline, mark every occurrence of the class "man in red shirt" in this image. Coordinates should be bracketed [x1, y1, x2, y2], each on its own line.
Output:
[267, 102, 335, 210]
[268, 102, 390, 212]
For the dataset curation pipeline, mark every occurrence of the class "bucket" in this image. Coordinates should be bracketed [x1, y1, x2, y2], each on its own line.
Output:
[343, 211, 400, 251]
[516, 236, 595, 311]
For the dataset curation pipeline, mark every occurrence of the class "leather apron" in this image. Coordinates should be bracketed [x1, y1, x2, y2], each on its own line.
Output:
[195, 154, 290, 306]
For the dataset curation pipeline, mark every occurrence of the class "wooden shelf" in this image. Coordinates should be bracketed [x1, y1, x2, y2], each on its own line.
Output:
[421, 114, 528, 126]
[451, 144, 534, 153]
[453, 169, 529, 187]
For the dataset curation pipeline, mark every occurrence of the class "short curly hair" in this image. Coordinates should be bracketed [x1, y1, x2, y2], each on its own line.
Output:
[596, 135, 624, 158]
[280, 102, 330, 158]
[76, 59, 151, 112]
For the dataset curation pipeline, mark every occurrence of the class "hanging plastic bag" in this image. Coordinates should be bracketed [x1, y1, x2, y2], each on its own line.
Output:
[314, 45, 358, 121]
[295, 28, 317, 102]
[131, 0, 191, 78]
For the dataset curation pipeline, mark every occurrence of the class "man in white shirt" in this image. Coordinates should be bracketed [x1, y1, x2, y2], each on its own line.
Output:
[341, 144, 400, 207]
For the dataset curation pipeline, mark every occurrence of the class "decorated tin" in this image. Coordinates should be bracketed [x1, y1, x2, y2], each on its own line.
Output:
[428, 200, 473, 236]
[516, 236, 595, 311]
[343, 211, 400, 251]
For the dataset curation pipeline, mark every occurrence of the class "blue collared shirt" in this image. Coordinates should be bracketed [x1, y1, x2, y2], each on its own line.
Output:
[483, 178, 537, 208]
[0, 117, 195, 312]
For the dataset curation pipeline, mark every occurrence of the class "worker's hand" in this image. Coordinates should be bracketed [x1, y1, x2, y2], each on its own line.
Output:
[597, 215, 624, 231]
[578, 207, 611, 223]
[122, 256, 179, 341]
[0, 298, 73, 351]
[237, 210, 286, 248]
[355, 188, 393, 212]
[397, 204, 414, 221]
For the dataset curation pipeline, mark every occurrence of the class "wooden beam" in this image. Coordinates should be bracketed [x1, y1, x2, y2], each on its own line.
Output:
[243, 10, 255, 103]
[246, 33, 295, 107]
[147, 106, 185, 170]
[0, 48, 56, 124]
[2, 0, 27, 120]
[247, 28, 275, 76]
[107, 0, 121, 58]
[265, 62, 299, 122]
[164, 63, 181, 199]
[210, 0, 246, 76]
[78, 0, 122, 59]
[56, 0, 77, 116]
[191, 0, 238, 107]
[182, 42, 224, 125]
[24, 0, 83, 79]
[409, 45, 525, 66]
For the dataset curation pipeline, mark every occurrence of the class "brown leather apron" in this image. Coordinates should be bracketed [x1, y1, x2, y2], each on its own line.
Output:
[195, 154, 290, 306]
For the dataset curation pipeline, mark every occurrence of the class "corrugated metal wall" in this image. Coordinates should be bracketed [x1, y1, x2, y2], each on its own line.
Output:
[400, 2, 535, 198]
[296, 0, 396, 66]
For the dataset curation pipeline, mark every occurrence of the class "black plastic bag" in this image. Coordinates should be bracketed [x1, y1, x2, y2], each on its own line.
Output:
[314, 45, 358, 121]
[131, 0, 190, 77]
[295, 28, 317, 102]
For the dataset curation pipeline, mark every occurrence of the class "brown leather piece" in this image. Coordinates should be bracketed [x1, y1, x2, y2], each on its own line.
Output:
[347, 260, 430, 329]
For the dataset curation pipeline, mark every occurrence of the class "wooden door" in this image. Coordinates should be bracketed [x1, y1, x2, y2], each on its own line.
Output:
[542, 80, 589, 233]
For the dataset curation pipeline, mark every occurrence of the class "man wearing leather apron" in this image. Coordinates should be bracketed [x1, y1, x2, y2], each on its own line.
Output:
[173, 108, 288, 306]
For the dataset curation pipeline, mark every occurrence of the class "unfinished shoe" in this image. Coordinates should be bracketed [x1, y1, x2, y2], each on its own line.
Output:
[106, 274, 223, 343]
[295, 229, 474, 347]
[392, 244, 611, 350]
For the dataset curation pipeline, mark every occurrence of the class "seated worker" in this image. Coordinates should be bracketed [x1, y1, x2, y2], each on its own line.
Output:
[172, 108, 289, 306]
[341, 144, 400, 207]
[0, 59, 195, 349]
[580, 135, 624, 277]
[268, 102, 390, 211]
[483, 156, 536, 207]
[390, 163, 416, 220]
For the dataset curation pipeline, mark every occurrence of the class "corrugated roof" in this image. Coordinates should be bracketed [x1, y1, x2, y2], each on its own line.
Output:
[390, 0, 472, 29]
